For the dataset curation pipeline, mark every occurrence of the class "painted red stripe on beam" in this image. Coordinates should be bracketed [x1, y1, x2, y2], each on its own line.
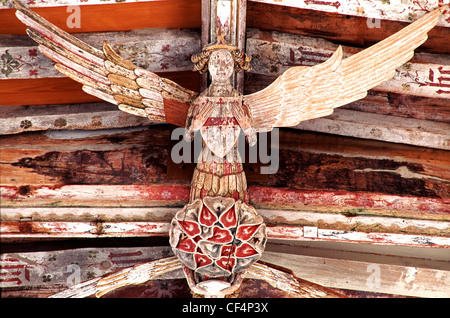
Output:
[248, 187, 450, 214]
[2, 185, 449, 215]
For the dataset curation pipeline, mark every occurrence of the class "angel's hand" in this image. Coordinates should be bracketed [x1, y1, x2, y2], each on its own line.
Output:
[190, 100, 213, 132]
[232, 102, 251, 131]
[244, 127, 257, 147]
[231, 102, 256, 146]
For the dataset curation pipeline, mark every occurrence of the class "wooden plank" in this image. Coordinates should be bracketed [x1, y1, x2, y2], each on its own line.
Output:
[2, 205, 448, 236]
[0, 29, 200, 79]
[1, 221, 170, 238]
[2, 0, 448, 28]
[250, 0, 450, 28]
[261, 251, 450, 297]
[0, 0, 202, 35]
[0, 246, 341, 298]
[267, 226, 450, 248]
[1, 127, 448, 207]
[0, 246, 175, 288]
[246, 28, 450, 99]
[247, 1, 450, 55]
[2, 206, 448, 246]
[1, 216, 448, 248]
[0, 72, 200, 106]
[0, 103, 152, 135]
[295, 109, 450, 150]
[1, 184, 448, 217]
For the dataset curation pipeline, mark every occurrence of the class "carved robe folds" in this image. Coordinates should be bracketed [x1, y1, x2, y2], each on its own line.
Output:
[171, 95, 267, 288]
[189, 96, 248, 202]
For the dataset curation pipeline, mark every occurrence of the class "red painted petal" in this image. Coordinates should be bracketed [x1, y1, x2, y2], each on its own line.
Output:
[178, 220, 201, 237]
[216, 256, 236, 272]
[199, 206, 218, 227]
[236, 224, 261, 241]
[219, 206, 237, 228]
[236, 242, 259, 258]
[177, 237, 196, 253]
[194, 253, 213, 268]
[220, 244, 236, 257]
[207, 226, 233, 244]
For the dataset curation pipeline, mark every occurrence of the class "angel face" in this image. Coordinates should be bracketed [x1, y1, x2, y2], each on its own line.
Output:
[208, 49, 234, 84]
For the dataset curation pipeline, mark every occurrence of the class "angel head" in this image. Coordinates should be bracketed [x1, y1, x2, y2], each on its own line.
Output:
[191, 35, 251, 83]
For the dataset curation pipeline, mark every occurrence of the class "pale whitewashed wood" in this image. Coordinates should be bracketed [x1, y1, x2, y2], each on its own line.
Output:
[0, 29, 200, 80]
[0, 247, 177, 289]
[3, 207, 448, 235]
[0, 103, 153, 134]
[261, 251, 450, 298]
[267, 226, 450, 248]
[2, 207, 449, 247]
[296, 109, 450, 150]
[244, 7, 448, 133]
[259, 209, 450, 234]
[0, 207, 178, 222]
[251, 0, 450, 28]
[246, 28, 450, 99]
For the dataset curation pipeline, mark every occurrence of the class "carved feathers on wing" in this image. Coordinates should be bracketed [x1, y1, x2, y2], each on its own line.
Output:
[243, 6, 446, 132]
[12, 0, 197, 126]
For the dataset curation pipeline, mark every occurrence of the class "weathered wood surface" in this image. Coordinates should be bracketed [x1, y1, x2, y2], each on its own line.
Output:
[1, 95, 448, 151]
[252, 0, 450, 28]
[1, 244, 448, 297]
[2, 207, 448, 247]
[261, 251, 450, 298]
[0, 246, 343, 298]
[247, 1, 450, 55]
[295, 109, 449, 150]
[1, 126, 448, 201]
[0, 246, 175, 289]
[1, 126, 448, 245]
[0, 103, 152, 135]
[0, 29, 201, 79]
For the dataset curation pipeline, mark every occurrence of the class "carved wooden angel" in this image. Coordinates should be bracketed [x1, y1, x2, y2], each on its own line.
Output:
[11, 0, 446, 297]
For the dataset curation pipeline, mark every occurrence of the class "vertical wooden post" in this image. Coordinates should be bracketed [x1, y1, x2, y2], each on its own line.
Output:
[201, 0, 247, 92]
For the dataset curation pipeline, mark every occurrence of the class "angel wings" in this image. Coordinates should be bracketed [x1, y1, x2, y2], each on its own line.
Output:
[12, 0, 446, 133]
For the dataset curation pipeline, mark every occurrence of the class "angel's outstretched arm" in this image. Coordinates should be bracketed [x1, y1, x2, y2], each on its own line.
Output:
[12, 0, 198, 127]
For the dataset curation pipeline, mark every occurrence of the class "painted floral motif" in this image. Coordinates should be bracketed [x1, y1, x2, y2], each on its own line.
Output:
[1, 50, 22, 77]
[0, 47, 54, 79]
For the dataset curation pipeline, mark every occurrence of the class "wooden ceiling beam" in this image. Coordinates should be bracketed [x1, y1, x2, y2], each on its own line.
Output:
[246, 1, 450, 54]
[0, 0, 202, 35]
[249, 0, 450, 28]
